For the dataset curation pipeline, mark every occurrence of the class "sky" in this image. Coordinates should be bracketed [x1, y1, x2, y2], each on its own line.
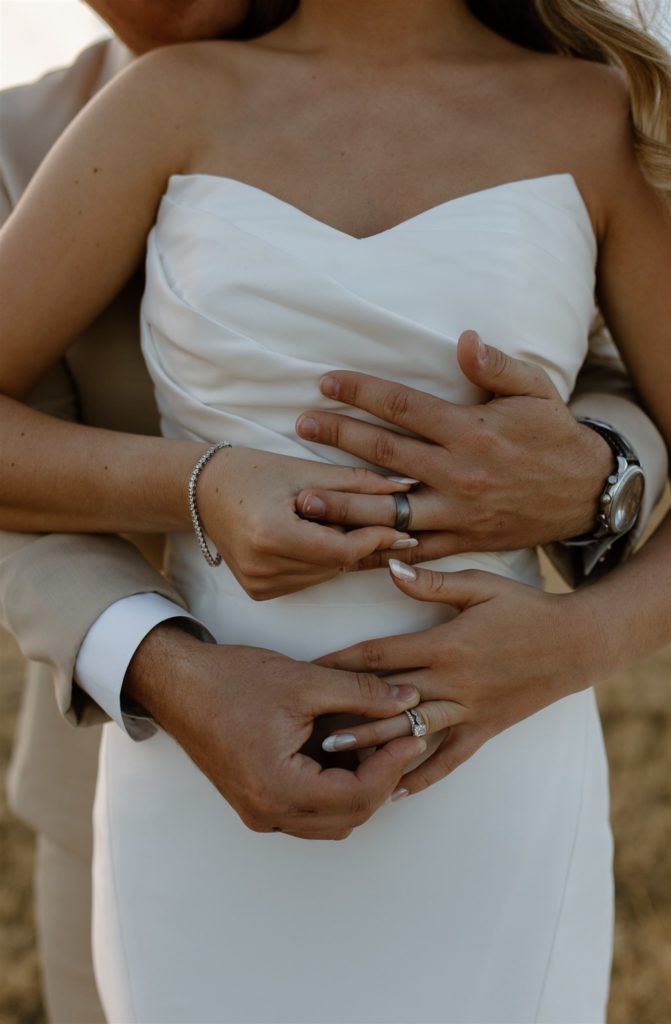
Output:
[0, 0, 669, 90]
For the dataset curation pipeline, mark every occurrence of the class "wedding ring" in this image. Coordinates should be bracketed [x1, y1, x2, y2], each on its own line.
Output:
[393, 492, 412, 532]
[405, 708, 427, 738]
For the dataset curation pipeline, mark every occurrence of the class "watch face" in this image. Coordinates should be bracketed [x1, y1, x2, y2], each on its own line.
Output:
[611, 469, 645, 533]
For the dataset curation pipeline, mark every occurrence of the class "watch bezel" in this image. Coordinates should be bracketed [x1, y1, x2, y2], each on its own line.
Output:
[597, 461, 645, 536]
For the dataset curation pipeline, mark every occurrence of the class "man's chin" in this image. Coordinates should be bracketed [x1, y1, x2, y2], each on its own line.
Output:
[85, 0, 251, 54]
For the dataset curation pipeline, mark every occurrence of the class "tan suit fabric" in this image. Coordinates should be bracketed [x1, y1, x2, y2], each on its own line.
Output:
[0, 34, 668, 1024]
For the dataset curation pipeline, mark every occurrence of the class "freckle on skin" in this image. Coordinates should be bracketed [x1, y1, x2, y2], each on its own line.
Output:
[93, 167, 101, 174]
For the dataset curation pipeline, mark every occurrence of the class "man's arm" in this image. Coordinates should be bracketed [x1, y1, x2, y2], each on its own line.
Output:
[552, 320, 669, 583]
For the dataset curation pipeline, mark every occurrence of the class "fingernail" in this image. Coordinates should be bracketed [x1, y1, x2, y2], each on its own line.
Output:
[391, 537, 418, 550]
[389, 684, 418, 702]
[303, 495, 326, 517]
[388, 477, 420, 486]
[389, 559, 417, 581]
[391, 787, 410, 801]
[475, 334, 488, 366]
[320, 375, 339, 398]
[297, 416, 319, 440]
[322, 733, 357, 753]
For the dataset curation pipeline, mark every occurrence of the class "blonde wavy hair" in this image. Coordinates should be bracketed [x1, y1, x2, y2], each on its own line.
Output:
[234, 0, 671, 196]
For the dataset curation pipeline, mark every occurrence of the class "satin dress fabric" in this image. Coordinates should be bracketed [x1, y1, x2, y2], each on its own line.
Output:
[92, 173, 613, 1023]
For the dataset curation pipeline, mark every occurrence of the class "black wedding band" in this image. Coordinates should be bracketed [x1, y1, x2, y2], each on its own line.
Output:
[393, 492, 412, 532]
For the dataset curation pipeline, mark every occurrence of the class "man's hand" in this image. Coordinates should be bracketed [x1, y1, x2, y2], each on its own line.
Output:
[123, 622, 425, 839]
[317, 560, 622, 797]
[295, 331, 613, 565]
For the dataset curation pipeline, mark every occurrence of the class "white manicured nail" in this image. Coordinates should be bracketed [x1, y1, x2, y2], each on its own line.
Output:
[391, 538, 419, 550]
[389, 559, 417, 581]
[322, 734, 357, 753]
[391, 787, 410, 802]
[388, 477, 420, 485]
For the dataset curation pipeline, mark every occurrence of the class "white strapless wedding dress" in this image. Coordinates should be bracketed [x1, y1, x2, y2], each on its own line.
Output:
[93, 174, 613, 1023]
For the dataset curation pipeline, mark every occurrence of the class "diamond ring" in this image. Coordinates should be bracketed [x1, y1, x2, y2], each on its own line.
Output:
[405, 708, 428, 738]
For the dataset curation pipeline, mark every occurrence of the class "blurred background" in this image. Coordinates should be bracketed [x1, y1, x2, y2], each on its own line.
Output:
[0, 2, 670, 1022]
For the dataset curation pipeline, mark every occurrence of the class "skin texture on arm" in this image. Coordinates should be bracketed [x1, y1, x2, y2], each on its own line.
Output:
[0, 89, 188, 721]
[0, 47, 414, 594]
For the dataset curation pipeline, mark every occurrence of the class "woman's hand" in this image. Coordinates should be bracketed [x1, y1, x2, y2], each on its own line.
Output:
[196, 447, 416, 599]
[317, 561, 622, 795]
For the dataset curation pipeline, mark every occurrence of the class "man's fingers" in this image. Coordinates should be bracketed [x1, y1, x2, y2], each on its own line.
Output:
[296, 488, 398, 527]
[296, 486, 457, 533]
[315, 371, 458, 441]
[307, 667, 419, 719]
[321, 699, 468, 753]
[354, 735, 428, 800]
[397, 727, 489, 795]
[296, 410, 436, 475]
[457, 330, 560, 400]
[292, 736, 426, 821]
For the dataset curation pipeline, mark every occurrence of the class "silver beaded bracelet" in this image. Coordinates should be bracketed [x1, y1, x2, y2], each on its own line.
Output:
[187, 441, 232, 567]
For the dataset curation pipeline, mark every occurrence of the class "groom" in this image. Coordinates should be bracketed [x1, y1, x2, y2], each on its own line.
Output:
[1, 1, 667, 1021]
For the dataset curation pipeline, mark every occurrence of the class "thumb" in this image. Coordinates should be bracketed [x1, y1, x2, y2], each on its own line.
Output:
[387, 560, 497, 609]
[355, 734, 428, 796]
[457, 329, 559, 400]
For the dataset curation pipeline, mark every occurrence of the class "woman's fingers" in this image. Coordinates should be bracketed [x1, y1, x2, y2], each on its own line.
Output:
[322, 699, 468, 753]
[388, 560, 501, 608]
[393, 726, 489, 797]
[316, 628, 433, 673]
[315, 523, 419, 567]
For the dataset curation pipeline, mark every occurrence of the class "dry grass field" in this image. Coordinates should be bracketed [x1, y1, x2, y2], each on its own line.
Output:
[1, 626, 670, 1024]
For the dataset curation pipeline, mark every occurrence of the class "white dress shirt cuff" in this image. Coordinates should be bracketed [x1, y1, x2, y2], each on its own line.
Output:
[74, 593, 210, 741]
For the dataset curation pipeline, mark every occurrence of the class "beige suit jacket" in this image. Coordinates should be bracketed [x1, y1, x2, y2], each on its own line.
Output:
[0, 38, 668, 853]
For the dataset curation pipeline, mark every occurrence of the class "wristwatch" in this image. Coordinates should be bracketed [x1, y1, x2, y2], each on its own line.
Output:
[571, 418, 645, 542]
[547, 418, 646, 585]
[577, 419, 647, 540]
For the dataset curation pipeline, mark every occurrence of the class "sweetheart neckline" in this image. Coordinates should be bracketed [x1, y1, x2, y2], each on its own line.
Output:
[166, 171, 595, 245]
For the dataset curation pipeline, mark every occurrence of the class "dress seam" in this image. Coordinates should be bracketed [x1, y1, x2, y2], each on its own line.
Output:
[101, 729, 140, 1024]
[532, 702, 591, 1022]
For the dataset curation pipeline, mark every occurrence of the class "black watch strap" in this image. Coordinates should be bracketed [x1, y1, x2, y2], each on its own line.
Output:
[578, 417, 640, 465]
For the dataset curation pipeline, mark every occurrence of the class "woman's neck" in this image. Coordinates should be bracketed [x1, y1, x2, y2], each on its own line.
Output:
[278, 0, 488, 62]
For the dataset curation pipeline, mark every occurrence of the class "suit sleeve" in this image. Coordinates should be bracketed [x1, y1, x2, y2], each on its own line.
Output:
[0, 173, 187, 726]
[546, 320, 669, 588]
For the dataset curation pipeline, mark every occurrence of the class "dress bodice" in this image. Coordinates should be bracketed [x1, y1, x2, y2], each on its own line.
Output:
[140, 172, 596, 652]
[142, 173, 595, 454]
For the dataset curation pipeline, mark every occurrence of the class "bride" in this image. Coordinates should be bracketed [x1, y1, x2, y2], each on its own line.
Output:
[1, 1, 670, 1020]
